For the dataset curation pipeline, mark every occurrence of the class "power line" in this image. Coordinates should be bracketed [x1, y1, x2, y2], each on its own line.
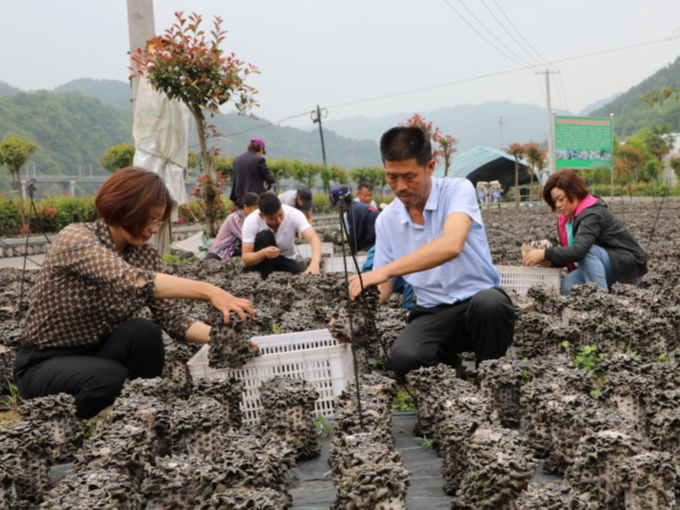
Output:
[489, 0, 558, 70]
[557, 72, 571, 113]
[220, 111, 311, 138]
[326, 34, 677, 111]
[439, 0, 538, 69]
[210, 33, 678, 140]
[478, 0, 547, 69]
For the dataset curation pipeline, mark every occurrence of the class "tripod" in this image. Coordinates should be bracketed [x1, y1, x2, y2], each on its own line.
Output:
[17, 179, 51, 321]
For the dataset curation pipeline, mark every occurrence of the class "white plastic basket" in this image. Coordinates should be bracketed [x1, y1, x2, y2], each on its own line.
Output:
[324, 255, 367, 274]
[497, 265, 561, 295]
[187, 329, 353, 426]
[294, 242, 334, 258]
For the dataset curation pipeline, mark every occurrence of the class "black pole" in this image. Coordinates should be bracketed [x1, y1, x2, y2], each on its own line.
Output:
[338, 199, 364, 430]
[311, 105, 328, 167]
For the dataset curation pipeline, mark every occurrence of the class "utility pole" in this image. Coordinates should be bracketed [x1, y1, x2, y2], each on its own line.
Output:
[126, 0, 155, 112]
[311, 105, 329, 167]
[498, 116, 505, 150]
[536, 69, 560, 175]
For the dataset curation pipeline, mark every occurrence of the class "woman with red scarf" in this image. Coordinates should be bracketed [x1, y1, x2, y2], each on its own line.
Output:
[523, 170, 647, 295]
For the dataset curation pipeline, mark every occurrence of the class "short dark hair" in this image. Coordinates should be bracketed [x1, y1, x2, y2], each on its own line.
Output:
[95, 167, 171, 237]
[542, 169, 590, 211]
[380, 126, 432, 166]
[258, 193, 281, 216]
[357, 182, 373, 191]
[240, 192, 259, 208]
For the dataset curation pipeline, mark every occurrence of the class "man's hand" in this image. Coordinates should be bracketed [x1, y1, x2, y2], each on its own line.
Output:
[209, 288, 255, 323]
[261, 246, 280, 260]
[348, 268, 389, 300]
[304, 261, 321, 275]
[523, 249, 546, 267]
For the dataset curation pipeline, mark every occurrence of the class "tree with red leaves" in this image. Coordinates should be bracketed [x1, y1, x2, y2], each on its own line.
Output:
[506, 143, 526, 208]
[131, 11, 258, 237]
[401, 114, 458, 176]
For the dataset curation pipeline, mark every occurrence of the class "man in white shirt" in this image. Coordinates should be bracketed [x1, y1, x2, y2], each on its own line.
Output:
[278, 187, 313, 223]
[354, 182, 378, 209]
[241, 193, 322, 279]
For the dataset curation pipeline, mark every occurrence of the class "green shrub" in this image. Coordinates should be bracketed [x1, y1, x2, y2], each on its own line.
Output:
[0, 199, 22, 237]
[312, 193, 330, 214]
[590, 183, 680, 198]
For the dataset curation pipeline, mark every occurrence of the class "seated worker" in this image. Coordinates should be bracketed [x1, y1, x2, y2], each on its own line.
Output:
[348, 127, 515, 381]
[278, 187, 313, 223]
[241, 193, 322, 279]
[14, 168, 253, 419]
[354, 182, 378, 209]
[476, 181, 489, 204]
[523, 169, 647, 295]
[489, 180, 502, 203]
[330, 185, 378, 253]
[205, 192, 260, 261]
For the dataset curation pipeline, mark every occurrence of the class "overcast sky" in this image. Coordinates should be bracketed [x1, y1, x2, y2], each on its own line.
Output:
[2, 0, 679, 129]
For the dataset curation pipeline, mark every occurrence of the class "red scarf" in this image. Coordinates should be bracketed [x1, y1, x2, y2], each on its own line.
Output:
[557, 194, 598, 271]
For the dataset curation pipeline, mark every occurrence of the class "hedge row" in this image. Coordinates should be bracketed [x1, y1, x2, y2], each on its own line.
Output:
[0, 194, 397, 237]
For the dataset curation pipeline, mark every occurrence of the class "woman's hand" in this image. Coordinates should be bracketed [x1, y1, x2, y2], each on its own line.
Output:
[209, 288, 254, 323]
[523, 249, 546, 267]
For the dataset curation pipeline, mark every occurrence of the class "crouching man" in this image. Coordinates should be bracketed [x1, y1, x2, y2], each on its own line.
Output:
[348, 126, 515, 381]
[241, 193, 322, 279]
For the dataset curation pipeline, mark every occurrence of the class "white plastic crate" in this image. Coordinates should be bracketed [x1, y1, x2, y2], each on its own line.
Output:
[324, 255, 367, 274]
[187, 329, 353, 426]
[497, 265, 561, 295]
[294, 242, 334, 258]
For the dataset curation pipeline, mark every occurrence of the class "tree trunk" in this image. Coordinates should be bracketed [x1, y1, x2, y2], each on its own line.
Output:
[529, 168, 535, 202]
[11, 171, 26, 225]
[514, 160, 520, 208]
[190, 108, 216, 238]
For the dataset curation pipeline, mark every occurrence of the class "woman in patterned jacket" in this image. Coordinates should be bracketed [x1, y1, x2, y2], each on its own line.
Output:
[14, 167, 254, 418]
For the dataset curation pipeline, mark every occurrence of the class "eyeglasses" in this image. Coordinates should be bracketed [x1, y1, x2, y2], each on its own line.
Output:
[149, 218, 165, 228]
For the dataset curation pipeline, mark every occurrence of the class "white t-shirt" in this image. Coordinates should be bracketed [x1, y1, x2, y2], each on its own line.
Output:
[354, 197, 377, 209]
[242, 204, 312, 259]
[278, 190, 297, 208]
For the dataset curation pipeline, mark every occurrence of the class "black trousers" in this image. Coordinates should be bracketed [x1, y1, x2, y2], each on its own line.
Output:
[249, 230, 305, 279]
[14, 318, 164, 419]
[389, 287, 515, 381]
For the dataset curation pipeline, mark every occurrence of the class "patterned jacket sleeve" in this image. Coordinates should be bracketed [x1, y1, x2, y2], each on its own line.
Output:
[52, 224, 156, 299]
[145, 252, 196, 341]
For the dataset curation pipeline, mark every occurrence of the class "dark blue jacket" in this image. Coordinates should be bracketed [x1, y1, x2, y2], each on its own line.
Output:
[346, 202, 379, 253]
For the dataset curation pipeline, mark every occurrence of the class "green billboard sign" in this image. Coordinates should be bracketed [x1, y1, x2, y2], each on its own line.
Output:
[554, 115, 613, 169]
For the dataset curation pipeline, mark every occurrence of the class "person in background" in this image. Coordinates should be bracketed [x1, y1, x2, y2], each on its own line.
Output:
[241, 193, 322, 279]
[205, 192, 259, 262]
[14, 168, 253, 419]
[489, 180, 502, 203]
[229, 138, 276, 205]
[278, 187, 314, 223]
[330, 185, 378, 253]
[523, 169, 647, 295]
[348, 127, 514, 381]
[355, 182, 378, 209]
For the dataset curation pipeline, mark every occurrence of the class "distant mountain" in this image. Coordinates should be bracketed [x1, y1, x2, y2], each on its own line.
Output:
[0, 91, 132, 175]
[579, 93, 622, 116]
[194, 113, 381, 167]
[322, 101, 570, 152]
[0, 87, 381, 176]
[54, 78, 132, 110]
[0, 81, 20, 96]
[591, 56, 680, 136]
